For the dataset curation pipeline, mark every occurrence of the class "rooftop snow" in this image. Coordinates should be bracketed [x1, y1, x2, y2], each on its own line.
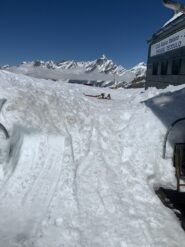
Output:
[163, 12, 184, 27]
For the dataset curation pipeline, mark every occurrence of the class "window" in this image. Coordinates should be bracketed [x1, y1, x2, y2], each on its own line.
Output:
[161, 61, 168, 75]
[153, 62, 159, 75]
[172, 59, 182, 75]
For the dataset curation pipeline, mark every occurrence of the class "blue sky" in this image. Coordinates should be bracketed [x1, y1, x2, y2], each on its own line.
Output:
[0, 0, 175, 68]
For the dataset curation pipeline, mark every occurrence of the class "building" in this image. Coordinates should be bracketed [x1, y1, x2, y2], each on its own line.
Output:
[146, 1, 185, 88]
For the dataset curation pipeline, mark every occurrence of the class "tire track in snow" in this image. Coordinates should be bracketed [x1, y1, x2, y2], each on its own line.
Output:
[0, 132, 65, 247]
[24, 135, 66, 244]
[33, 137, 84, 247]
[0, 134, 48, 199]
[21, 135, 53, 204]
[33, 110, 96, 246]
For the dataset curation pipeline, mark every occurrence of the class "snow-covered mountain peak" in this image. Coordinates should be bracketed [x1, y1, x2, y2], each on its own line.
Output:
[129, 62, 146, 77]
[0, 56, 146, 88]
[84, 55, 127, 76]
[100, 54, 108, 60]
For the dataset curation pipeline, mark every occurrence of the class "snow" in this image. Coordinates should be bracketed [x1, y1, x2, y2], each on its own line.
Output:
[163, 12, 184, 27]
[1, 56, 146, 88]
[0, 70, 184, 246]
[129, 62, 146, 77]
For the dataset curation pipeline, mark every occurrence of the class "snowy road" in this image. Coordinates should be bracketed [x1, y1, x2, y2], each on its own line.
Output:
[0, 70, 184, 246]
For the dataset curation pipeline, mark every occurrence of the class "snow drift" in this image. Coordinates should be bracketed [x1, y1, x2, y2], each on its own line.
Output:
[0, 70, 184, 246]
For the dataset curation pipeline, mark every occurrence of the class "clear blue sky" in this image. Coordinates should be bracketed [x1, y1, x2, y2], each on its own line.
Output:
[0, 0, 175, 68]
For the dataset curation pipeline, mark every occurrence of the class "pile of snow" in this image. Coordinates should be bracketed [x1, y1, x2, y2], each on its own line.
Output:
[0, 70, 184, 246]
[1, 56, 146, 88]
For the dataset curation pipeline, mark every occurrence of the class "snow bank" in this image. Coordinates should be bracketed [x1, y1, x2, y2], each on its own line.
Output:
[0, 70, 184, 246]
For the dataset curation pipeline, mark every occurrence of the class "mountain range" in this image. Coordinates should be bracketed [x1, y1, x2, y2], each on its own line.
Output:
[1, 55, 146, 88]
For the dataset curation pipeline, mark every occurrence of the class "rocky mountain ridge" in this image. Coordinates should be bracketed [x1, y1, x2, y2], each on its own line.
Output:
[1, 55, 146, 88]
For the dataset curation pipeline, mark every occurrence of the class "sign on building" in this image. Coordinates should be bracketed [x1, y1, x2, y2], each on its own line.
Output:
[151, 28, 185, 56]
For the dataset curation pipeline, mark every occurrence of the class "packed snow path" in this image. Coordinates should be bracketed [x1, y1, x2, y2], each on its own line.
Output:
[0, 70, 184, 246]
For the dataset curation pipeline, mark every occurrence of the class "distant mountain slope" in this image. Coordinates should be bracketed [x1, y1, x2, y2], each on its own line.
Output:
[129, 62, 146, 77]
[1, 55, 146, 88]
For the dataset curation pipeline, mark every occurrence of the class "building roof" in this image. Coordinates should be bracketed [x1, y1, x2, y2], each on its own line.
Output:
[163, 12, 183, 27]
[148, 12, 185, 44]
